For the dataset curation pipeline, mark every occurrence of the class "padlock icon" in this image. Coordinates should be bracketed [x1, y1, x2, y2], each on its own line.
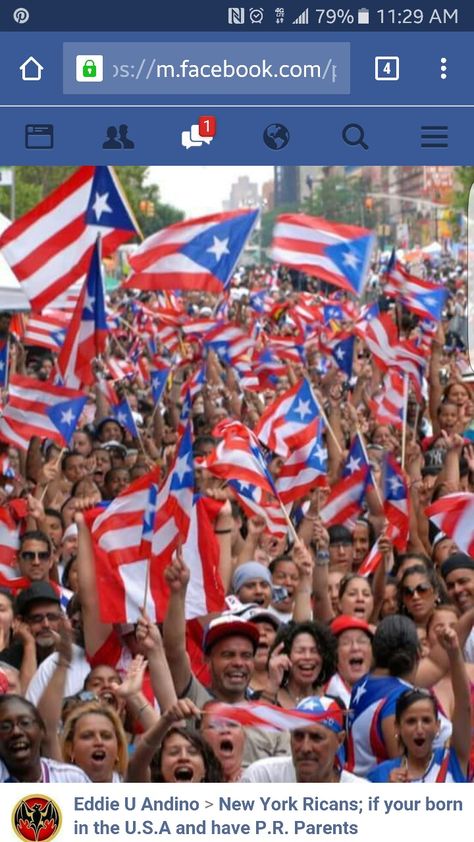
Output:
[83, 59, 97, 78]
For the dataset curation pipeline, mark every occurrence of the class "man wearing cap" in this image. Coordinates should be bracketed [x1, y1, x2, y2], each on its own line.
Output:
[231, 562, 273, 609]
[242, 696, 366, 783]
[163, 553, 290, 765]
[0, 583, 63, 676]
[441, 553, 474, 662]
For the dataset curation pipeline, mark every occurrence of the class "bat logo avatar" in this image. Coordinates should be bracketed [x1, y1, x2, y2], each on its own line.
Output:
[12, 795, 62, 842]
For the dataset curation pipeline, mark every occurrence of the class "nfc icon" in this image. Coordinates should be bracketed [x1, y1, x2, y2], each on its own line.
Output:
[228, 7, 245, 24]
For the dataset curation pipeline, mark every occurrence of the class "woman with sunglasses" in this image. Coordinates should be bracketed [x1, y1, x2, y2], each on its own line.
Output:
[398, 565, 445, 631]
[368, 626, 471, 782]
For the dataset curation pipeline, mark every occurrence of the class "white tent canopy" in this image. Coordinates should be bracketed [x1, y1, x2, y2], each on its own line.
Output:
[0, 212, 31, 312]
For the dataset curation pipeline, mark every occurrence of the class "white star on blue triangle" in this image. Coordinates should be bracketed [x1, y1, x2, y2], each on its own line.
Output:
[48, 396, 88, 445]
[85, 166, 138, 232]
[170, 423, 194, 492]
[179, 211, 258, 286]
[286, 380, 318, 426]
[325, 234, 375, 294]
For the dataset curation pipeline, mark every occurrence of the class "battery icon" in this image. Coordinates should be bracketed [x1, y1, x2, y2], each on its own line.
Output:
[357, 8, 370, 24]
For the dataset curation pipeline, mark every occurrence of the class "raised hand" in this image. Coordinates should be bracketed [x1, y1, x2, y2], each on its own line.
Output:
[268, 641, 291, 690]
[163, 546, 190, 593]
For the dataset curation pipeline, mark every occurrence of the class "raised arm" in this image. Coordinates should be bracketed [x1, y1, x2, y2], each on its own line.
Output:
[126, 698, 200, 782]
[75, 510, 112, 657]
[438, 627, 471, 774]
[162, 551, 192, 697]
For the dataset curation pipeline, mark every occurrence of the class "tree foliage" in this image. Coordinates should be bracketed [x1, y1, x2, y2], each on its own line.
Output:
[303, 174, 375, 229]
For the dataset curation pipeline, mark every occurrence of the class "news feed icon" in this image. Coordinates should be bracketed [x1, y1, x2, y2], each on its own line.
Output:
[12, 794, 62, 842]
[25, 124, 54, 149]
[181, 116, 216, 149]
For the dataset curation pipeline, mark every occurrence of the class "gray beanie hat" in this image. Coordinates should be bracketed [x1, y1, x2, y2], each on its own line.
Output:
[232, 561, 272, 594]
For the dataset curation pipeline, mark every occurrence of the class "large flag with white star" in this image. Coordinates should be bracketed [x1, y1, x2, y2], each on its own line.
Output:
[58, 239, 108, 388]
[255, 378, 321, 459]
[123, 208, 259, 293]
[270, 214, 375, 295]
[0, 374, 87, 451]
[0, 166, 139, 311]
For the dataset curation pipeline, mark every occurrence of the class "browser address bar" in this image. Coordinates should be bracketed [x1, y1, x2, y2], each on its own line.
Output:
[63, 42, 350, 95]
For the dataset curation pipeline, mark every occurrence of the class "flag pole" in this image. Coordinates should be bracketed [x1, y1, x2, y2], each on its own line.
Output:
[142, 558, 151, 613]
[401, 373, 409, 471]
[310, 388, 343, 456]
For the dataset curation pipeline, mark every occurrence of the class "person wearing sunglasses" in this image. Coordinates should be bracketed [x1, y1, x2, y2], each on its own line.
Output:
[398, 565, 446, 631]
[0, 583, 63, 691]
[17, 531, 55, 584]
[368, 627, 471, 782]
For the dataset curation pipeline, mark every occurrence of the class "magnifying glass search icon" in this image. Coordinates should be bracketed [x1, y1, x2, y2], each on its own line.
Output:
[342, 123, 369, 150]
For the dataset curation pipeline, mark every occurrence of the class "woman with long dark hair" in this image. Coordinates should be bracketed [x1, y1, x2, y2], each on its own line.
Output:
[368, 627, 470, 782]
[266, 621, 337, 708]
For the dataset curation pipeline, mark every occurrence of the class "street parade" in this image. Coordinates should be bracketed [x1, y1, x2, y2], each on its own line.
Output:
[0, 163, 472, 785]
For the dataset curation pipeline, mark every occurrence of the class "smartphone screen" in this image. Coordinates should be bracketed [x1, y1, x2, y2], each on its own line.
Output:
[0, 0, 473, 836]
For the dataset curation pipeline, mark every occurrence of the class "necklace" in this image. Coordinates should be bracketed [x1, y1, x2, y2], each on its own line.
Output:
[404, 752, 434, 782]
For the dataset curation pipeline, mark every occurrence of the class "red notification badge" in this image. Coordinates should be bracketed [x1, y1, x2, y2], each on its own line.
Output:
[198, 115, 216, 138]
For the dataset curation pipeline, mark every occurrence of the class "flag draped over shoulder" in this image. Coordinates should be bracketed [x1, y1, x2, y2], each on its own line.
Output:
[0, 166, 139, 310]
[271, 214, 375, 295]
[0, 375, 88, 451]
[123, 209, 258, 294]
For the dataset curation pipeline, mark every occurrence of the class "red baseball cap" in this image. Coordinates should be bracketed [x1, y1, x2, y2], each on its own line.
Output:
[202, 616, 260, 655]
[330, 615, 373, 638]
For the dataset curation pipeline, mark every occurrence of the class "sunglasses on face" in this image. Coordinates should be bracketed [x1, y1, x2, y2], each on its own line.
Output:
[27, 612, 62, 625]
[20, 550, 50, 562]
[402, 582, 433, 598]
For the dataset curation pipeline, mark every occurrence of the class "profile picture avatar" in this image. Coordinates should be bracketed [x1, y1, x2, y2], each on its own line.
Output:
[12, 795, 62, 842]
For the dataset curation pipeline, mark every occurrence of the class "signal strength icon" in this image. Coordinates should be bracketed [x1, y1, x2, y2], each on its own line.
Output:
[292, 7, 309, 24]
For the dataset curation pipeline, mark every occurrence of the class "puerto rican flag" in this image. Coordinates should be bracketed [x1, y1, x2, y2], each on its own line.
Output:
[0, 340, 9, 389]
[319, 467, 369, 527]
[228, 479, 288, 538]
[0, 166, 139, 311]
[0, 506, 21, 566]
[271, 214, 375, 295]
[358, 522, 399, 577]
[354, 312, 425, 395]
[383, 455, 409, 550]
[369, 371, 405, 430]
[255, 379, 321, 459]
[276, 420, 327, 504]
[209, 698, 345, 731]
[150, 361, 170, 404]
[206, 421, 278, 497]
[384, 258, 446, 322]
[425, 493, 474, 557]
[0, 375, 87, 451]
[124, 209, 258, 294]
[58, 240, 108, 388]
[204, 323, 254, 364]
[23, 311, 71, 352]
[113, 398, 139, 438]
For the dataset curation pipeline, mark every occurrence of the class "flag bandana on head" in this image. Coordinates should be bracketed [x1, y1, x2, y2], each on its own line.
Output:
[124, 208, 259, 293]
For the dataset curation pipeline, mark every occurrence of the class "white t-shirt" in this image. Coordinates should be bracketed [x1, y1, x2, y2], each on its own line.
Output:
[241, 756, 367, 783]
[0, 757, 90, 783]
[26, 644, 90, 705]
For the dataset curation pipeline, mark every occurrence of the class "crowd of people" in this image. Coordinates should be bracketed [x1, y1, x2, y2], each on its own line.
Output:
[0, 251, 473, 786]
